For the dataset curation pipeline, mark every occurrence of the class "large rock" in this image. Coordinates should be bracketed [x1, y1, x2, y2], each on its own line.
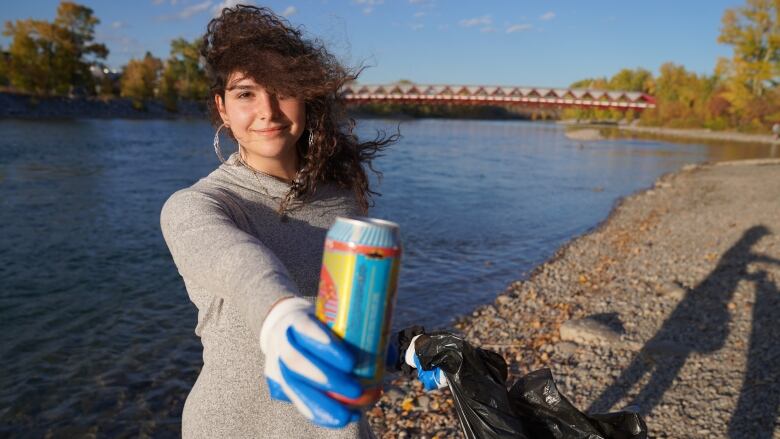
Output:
[559, 317, 623, 345]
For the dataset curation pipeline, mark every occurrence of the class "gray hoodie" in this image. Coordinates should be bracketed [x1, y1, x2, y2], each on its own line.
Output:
[160, 152, 374, 438]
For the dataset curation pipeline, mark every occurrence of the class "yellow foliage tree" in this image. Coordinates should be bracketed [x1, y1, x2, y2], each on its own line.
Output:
[718, 0, 780, 129]
[120, 52, 162, 109]
[2, 1, 107, 95]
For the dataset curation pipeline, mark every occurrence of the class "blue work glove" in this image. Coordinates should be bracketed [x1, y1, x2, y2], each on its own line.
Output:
[404, 334, 448, 391]
[260, 297, 363, 428]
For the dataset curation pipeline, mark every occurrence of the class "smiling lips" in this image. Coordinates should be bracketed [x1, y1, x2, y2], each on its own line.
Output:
[252, 125, 289, 136]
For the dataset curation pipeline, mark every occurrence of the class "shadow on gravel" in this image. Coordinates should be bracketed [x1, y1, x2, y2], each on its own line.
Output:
[586, 225, 780, 438]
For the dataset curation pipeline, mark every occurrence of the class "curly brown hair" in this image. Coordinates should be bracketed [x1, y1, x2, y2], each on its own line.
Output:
[201, 5, 398, 216]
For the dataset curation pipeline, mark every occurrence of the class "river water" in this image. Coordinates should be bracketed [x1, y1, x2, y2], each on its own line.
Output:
[0, 118, 776, 436]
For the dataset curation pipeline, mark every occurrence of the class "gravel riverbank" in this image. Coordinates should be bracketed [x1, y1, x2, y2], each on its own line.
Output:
[561, 121, 780, 146]
[367, 159, 780, 438]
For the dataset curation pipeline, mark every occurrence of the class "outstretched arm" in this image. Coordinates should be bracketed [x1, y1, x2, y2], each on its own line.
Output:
[160, 188, 363, 428]
[160, 188, 298, 341]
[754, 253, 780, 266]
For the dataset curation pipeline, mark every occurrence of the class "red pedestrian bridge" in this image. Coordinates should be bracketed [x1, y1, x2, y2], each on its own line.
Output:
[342, 83, 656, 111]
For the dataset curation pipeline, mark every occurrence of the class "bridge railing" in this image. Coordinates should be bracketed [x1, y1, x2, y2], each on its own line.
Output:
[340, 84, 656, 110]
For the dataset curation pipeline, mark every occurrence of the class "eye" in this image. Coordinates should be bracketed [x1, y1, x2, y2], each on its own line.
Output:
[237, 91, 253, 99]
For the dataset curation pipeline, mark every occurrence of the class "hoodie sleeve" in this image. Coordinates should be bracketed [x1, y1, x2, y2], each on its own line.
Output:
[160, 188, 298, 341]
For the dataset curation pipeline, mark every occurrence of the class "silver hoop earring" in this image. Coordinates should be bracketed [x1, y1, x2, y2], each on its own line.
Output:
[308, 129, 315, 150]
[213, 123, 227, 163]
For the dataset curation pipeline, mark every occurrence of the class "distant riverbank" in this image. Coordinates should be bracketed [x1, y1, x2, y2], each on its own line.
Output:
[0, 92, 206, 119]
[562, 121, 780, 145]
[0, 92, 540, 121]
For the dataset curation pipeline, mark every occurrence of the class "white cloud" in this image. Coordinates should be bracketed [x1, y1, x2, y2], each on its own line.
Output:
[282, 5, 297, 17]
[177, 0, 212, 19]
[459, 15, 491, 28]
[211, 0, 254, 16]
[411, 23, 423, 30]
[540, 11, 555, 21]
[353, 0, 383, 13]
[480, 26, 496, 33]
[213, 0, 263, 17]
[413, 11, 425, 18]
[506, 23, 533, 33]
[95, 29, 147, 67]
[111, 21, 125, 29]
[409, 0, 427, 3]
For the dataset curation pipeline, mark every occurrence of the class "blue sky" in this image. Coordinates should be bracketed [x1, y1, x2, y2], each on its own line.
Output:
[1, 0, 742, 88]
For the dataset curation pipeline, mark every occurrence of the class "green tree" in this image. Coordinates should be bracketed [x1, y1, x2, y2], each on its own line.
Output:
[169, 37, 208, 100]
[120, 52, 162, 109]
[158, 37, 208, 110]
[158, 60, 180, 111]
[2, 1, 108, 95]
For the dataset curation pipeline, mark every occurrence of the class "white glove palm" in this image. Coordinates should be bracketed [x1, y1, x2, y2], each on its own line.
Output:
[260, 297, 363, 428]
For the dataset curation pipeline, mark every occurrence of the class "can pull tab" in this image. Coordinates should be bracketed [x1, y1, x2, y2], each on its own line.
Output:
[366, 251, 385, 260]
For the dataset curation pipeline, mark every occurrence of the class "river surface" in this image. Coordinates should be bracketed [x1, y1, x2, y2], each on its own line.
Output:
[0, 118, 776, 437]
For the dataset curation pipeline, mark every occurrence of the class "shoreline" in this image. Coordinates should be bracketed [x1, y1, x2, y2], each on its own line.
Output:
[367, 158, 780, 438]
[0, 92, 206, 120]
[563, 121, 780, 145]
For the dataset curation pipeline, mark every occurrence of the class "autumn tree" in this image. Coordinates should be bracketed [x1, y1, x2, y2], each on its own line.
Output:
[0, 45, 9, 86]
[608, 68, 654, 94]
[565, 69, 654, 122]
[638, 63, 716, 128]
[718, 0, 780, 129]
[120, 52, 162, 109]
[158, 37, 209, 110]
[2, 1, 108, 95]
[719, 0, 779, 97]
[570, 77, 609, 90]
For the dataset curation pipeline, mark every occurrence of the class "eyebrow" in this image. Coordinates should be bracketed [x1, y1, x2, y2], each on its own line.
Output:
[226, 84, 258, 92]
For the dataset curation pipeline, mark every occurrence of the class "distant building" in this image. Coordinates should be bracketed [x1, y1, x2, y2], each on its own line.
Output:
[90, 63, 122, 97]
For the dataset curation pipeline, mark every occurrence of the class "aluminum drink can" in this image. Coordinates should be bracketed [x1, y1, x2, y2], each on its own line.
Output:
[315, 216, 402, 406]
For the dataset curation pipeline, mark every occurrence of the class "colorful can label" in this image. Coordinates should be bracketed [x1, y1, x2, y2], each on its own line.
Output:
[316, 216, 401, 395]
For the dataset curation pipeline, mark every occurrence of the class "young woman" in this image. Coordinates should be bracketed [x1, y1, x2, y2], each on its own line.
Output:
[160, 5, 397, 438]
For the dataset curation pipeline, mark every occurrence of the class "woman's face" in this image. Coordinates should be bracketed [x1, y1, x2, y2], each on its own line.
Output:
[216, 73, 306, 165]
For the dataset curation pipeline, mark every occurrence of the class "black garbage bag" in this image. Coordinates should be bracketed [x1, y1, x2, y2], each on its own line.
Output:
[508, 368, 647, 439]
[399, 329, 647, 439]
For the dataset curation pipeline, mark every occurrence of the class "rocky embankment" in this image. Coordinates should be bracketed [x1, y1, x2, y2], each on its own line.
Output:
[367, 159, 780, 438]
[0, 92, 205, 119]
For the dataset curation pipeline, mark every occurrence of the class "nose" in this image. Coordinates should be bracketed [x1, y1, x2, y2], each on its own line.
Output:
[255, 89, 280, 120]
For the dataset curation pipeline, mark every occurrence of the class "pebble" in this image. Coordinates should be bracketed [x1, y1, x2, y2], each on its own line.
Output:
[416, 395, 430, 411]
